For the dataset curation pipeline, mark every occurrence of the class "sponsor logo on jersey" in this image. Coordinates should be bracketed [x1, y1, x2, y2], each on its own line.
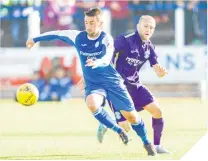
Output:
[126, 57, 144, 66]
[95, 41, 99, 48]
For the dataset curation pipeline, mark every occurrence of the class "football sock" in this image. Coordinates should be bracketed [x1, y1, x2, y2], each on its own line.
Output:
[93, 107, 122, 134]
[131, 118, 151, 145]
[152, 117, 164, 145]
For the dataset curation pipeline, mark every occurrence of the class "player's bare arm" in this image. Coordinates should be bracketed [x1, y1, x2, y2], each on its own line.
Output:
[153, 64, 168, 78]
[77, 77, 85, 91]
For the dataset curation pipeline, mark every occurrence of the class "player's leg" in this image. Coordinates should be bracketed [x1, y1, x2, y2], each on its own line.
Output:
[97, 101, 130, 143]
[85, 87, 129, 145]
[120, 108, 157, 156]
[144, 102, 170, 154]
[133, 85, 169, 154]
[118, 120, 131, 133]
[107, 86, 157, 156]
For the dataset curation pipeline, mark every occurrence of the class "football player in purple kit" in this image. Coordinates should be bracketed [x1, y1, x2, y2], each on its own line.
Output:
[97, 15, 170, 154]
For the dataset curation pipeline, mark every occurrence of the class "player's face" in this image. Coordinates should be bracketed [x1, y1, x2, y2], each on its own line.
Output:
[85, 16, 102, 38]
[138, 19, 155, 40]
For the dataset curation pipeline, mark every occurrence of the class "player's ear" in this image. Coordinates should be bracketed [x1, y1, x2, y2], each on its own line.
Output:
[136, 23, 140, 32]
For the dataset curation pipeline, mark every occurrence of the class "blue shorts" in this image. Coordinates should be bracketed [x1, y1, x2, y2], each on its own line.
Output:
[85, 83, 135, 112]
[109, 85, 155, 122]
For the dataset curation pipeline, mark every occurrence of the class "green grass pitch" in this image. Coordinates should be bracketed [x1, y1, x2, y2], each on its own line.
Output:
[0, 98, 207, 160]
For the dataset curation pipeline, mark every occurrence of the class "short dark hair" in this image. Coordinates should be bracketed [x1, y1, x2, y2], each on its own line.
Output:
[84, 7, 102, 17]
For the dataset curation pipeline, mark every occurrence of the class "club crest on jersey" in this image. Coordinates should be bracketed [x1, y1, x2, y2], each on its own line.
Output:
[115, 112, 121, 120]
[144, 49, 150, 59]
[95, 41, 99, 48]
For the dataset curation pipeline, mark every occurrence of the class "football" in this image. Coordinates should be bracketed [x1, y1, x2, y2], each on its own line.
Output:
[16, 83, 39, 106]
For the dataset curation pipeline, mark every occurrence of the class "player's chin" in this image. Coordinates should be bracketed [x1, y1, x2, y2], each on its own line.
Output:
[86, 30, 90, 34]
[86, 30, 93, 35]
[144, 35, 150, 40]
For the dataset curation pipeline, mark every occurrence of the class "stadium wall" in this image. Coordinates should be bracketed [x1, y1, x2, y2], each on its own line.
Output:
[0, 46, 207, 98]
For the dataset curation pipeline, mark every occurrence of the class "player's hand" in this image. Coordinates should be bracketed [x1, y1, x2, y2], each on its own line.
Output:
[26, 38, 35, 49]
[85, 59, 97, 69]
[77, 77, 85, 91]
[153, 64, 168, 78]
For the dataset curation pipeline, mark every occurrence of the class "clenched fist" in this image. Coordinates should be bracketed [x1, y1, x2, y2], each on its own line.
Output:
[26, 38, 35, 49]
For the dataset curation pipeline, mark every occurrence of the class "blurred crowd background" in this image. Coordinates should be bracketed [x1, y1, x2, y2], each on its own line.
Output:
[0, 0, 207, 101]
[1, 0, 207, 47]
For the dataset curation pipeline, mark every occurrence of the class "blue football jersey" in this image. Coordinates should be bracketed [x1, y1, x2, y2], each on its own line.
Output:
[33, 30, 123, 88]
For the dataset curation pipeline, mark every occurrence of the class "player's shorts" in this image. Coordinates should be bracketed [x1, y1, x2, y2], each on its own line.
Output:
[85, 83, 135, 112]
[109, 85, 155, 122]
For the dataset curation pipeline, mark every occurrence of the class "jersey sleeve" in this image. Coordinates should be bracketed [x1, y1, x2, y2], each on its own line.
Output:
[114, 36, 126, 53]
[93, 34, 115, 68]
[33, 30, 81, 45]
[148, 44, 159, 67]
[112, 36, 126, 64]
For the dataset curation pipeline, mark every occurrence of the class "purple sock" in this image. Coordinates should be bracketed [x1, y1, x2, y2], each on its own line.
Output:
[152, 117, 164, 145]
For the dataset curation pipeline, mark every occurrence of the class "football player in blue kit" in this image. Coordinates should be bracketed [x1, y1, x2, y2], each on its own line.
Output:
[26, 8, 156, 156]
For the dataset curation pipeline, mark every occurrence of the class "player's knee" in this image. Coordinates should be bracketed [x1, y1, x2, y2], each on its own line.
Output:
[145, 103, 163, 118]
[121, 110, 138, 124]
[153, 107, 163, 118]
[86, 96, 100, 112]
[126, 114, 138, 124]
[86, 101, 97, 112]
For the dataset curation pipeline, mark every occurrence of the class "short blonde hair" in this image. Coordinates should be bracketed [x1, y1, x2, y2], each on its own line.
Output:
[138, 15, 155, 25]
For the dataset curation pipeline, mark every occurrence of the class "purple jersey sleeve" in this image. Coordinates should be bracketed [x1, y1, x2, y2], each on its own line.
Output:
[112, 36, 127, 64]
[148, 44, 158, 67]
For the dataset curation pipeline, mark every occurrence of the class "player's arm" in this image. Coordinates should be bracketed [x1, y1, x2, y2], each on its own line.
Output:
[149, 44, 168, 78]
[112, 36, 126, 65]
[152, 64, 168, 78]
[26, 30, 81, 49]
[85, 34, 114, 69]
[77, 77, 85, 91]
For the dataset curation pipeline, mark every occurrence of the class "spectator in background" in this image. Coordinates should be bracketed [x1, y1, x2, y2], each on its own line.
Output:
[74, 0, 105, 30]
[197, 0, 207, 44]
[154, 1, 170, 24]
[177, 0, 202, 45]
[128, 0, 153, 28]
[48, 67, 73, 101]
[42, 0, 76, 46]
[11, 0, 29, 47]
[42, 0, 57, 31]
[29, 70, 47, 101]
[105, 1, 129, 38]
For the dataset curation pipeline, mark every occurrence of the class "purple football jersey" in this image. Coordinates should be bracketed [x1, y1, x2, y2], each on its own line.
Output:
[112, 31, 158, 87]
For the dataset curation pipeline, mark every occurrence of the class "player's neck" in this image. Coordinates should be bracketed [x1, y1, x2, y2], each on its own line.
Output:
[140, 36, 148, 42]
[88, 31, 101, 40]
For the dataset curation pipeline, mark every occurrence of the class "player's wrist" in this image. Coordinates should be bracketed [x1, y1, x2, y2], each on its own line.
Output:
[33, 37, 39, 43]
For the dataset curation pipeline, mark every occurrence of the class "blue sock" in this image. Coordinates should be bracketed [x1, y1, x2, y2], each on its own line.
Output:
[131, 119, 151, 145]
[93, 107, 122, 134]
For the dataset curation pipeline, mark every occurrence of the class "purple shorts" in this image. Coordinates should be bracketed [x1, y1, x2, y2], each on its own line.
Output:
[109, 85, 155, 122]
